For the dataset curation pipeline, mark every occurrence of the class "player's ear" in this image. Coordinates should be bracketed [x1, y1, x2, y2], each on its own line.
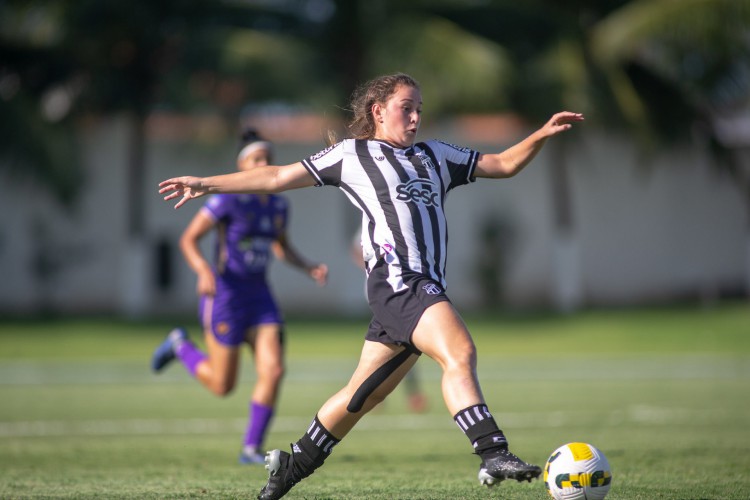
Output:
[372, 102, 385, 124]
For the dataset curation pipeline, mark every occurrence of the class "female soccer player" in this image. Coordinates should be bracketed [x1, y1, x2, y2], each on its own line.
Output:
[158, 73, 583, 498]
[151, 128, 328, 465]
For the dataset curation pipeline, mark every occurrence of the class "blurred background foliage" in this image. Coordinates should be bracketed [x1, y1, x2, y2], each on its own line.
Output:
[1, 0, 749, 214]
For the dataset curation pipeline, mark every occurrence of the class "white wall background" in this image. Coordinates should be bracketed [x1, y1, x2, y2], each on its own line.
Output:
[0, 116, 745, 318]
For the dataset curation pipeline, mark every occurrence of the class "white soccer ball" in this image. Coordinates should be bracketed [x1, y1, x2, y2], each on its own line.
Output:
[544, 442, 612, 500]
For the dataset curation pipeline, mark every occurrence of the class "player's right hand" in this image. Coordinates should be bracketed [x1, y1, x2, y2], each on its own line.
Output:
[196, 268, 216, 296]
[159, 176, 207, 209]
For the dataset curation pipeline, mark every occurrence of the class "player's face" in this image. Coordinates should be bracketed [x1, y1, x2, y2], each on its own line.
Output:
[237, 147, 271, 171]
[374, 84, 422, 148]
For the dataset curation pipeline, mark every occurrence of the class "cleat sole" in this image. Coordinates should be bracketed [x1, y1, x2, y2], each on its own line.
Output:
[478, 466, 541, 487]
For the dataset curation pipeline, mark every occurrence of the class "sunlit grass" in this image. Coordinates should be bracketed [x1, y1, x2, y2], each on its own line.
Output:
[0, 302, 748, 498]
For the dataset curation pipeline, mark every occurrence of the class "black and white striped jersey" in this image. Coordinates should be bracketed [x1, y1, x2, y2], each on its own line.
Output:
[302, 138, 479, 293]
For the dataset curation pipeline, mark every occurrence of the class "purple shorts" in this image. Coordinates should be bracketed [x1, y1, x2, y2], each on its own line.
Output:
[199, 279, 283, 347]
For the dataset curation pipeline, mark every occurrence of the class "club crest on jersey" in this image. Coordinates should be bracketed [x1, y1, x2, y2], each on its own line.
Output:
[395, 178, 440, 207]
[422, 283, 442, 295]
[415, 151, 436, 170]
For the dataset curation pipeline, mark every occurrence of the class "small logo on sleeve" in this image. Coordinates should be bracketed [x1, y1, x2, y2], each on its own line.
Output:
[422, 283, 443, 295]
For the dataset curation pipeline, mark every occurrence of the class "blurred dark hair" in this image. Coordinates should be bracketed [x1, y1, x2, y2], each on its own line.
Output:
[238, 128, 266, 150]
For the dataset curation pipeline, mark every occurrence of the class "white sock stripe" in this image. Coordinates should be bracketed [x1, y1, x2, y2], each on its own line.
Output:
[464, 410, 476, 426]
[316, 435, 327, 447]
[455, 415, 467, 430]
[307, 420, 316, 434]
[323, 441, 336, 453]
[473, 406, 485, 421]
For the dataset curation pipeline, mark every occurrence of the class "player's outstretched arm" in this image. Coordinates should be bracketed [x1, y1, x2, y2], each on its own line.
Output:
[272, 233, 329, 286]
[475, 111, 584, 179]
[158, 162, 314, 209]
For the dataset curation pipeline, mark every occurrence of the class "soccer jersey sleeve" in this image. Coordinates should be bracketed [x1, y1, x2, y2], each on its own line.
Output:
[201, 194, 233, 221]
[301, 141, 345, 187]
[433, 140, 479, 191]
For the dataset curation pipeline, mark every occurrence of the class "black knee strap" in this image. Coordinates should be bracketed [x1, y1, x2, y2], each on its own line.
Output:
[346, 347, 417, 413]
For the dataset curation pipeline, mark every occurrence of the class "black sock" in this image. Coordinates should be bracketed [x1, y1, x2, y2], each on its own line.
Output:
[453, 404, 507, 455]
[290, 415, 340, 480]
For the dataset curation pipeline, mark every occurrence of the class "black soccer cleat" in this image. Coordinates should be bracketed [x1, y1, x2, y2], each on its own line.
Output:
[477, 447, 542, 487]
[257, 449, 297, 500]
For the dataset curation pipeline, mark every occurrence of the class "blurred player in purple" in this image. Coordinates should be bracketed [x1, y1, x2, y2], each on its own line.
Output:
[151, 128, 328, 464]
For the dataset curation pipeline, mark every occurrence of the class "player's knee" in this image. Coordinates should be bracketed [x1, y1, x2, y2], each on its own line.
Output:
[445, 341, 477, 371]
[257, 362, 285, 384]
[211, 379, 236, 397]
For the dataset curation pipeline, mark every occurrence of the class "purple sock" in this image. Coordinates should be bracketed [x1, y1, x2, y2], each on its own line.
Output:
[244, 401, 274, 448]
[174, 340, 206, 377]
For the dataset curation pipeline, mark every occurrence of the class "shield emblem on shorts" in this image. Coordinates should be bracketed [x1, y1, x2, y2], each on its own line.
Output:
[422, 283, 442, 295]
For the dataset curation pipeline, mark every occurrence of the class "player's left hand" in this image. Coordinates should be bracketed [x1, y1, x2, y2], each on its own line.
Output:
[542, 111, 585, 137]
[158, 176, 208, 209]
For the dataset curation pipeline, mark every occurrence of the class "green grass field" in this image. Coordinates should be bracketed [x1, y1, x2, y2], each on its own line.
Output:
[1, 302, 749, 499]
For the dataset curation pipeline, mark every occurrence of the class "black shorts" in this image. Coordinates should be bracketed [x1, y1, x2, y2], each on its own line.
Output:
[365, 260, 450, 349]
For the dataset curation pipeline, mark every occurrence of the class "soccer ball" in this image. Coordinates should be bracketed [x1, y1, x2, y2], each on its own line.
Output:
[544, 442, 612, 500]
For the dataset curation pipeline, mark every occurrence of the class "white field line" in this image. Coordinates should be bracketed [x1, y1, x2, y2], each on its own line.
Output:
[0, 355, 748, 385]
[0, 406, 733, 438]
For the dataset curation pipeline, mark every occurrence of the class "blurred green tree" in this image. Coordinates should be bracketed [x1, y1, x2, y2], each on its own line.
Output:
[0, 1, 83, 205]
[62, 0, 336, 236]
[0, 0, 331, 229]
[3, 0, 748, 310]
[424, 0, 750, 308]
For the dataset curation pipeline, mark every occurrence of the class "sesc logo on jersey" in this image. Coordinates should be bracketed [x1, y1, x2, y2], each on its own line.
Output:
[395, 178, 440, 207]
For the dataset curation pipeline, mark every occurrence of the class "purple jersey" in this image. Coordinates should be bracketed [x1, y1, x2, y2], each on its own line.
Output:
[202, 194, 289, 282]
[199, 193, 288, 346]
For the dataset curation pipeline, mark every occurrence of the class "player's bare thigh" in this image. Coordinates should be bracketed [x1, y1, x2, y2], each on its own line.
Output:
[411, 301, 482, 413]
[247, 323, 285, 398]
[411, 301, 476, 369]
[247, 323, 283, 361]
[199, 327, 241, 395]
